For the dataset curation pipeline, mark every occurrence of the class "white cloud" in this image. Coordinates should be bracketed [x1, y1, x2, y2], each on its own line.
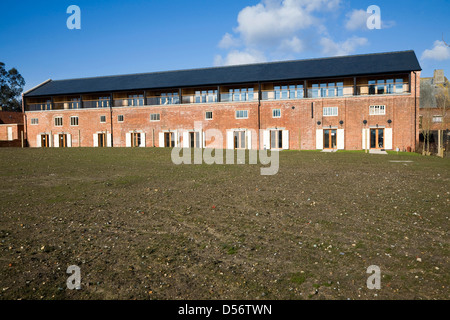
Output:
[234, 0, 340, 48]
[345, 8, 395, 31]
[215, 0, 341, 63]
[320, 36, 368, 56]
[218, 33, 240, 49]
[421, 41, 450, 61]
[214, 50, 267, 66]
[279, 36, 304, 53]
[345, 9, 369, 31]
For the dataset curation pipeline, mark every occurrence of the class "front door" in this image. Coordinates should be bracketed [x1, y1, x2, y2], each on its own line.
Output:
[370, 129, 384, 149]
[234, 131, 246, 149]
[41, 134, 49, 148]
[59, 134, 67, 148]
[164, 132, 174, 148]
[324, 129, 337, 149]
[98, 133, 106, 147]
[132, 133, 141, 147]
[189, 132, 201, 148]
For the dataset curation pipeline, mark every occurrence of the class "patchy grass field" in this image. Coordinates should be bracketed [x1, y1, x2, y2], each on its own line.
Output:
[0, 148, 448, 300]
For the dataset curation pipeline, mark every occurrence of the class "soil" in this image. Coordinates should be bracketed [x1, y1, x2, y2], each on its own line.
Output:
[0, 148, 448, 300]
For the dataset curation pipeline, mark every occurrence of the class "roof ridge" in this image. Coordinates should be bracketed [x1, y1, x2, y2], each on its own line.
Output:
[49, 50, 416, 83]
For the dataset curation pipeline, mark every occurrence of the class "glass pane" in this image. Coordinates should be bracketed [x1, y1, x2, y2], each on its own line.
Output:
[324, 130, 330, 149]
[240, 131, 246, 148]
[331, 130, 337, 149]
[278, 130, 283, 149]
[370, 130, 376, 149]
[328, 83, 335, 97]
[377, 80, 385, 94]
[274, 86, 281, 100]
[271, 131, 276, 149]
[378, 129, 384, 148]
[369, 80, 376, 95]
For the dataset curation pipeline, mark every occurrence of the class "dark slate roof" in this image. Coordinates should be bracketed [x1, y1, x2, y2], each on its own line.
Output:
[24, 50, 421, 97]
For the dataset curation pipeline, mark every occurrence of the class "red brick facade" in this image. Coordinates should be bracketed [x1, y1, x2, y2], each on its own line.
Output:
[24, 71, 421, 151]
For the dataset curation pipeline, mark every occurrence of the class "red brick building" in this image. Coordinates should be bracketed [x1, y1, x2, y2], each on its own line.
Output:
[0, 110, 24, 147]
[23, 51, 421, 151]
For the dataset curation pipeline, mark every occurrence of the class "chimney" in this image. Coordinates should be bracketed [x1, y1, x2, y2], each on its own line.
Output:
[433, 69, 445, 84]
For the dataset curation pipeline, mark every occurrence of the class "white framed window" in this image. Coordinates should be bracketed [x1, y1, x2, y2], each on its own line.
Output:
[118, 115, 124, 122]
[54, 117, 63, 127]
[432, 115, 443, 123]
[369, 105, 386, 115]
[70, 116, 79, 126]
[236, 110, 248, 119]
[100, 115, 107, 123]
[323, 107, 338, 117]
[205, 111, 213, 120]
[30, 118, 39, 125]
[150, 113, 160, 122]
[272, 109, 281, 118]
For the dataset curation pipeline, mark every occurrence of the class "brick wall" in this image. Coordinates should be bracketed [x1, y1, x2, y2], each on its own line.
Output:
[24, 72, 420, 151]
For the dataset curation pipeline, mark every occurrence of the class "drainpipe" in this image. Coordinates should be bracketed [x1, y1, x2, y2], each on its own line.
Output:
[109, 93, 114, 147]
[22, 94, 27, 148]
[257, 82, 261, 150]
[413, 71, 417, 151]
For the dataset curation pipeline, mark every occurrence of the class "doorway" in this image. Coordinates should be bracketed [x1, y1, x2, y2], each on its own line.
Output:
[41, 134, 49, 148]
[370, 128, 384, 149]
[324, 129, 337, 149]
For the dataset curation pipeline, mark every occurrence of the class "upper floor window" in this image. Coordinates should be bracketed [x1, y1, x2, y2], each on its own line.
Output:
[54, 117, 63, 127]
[323, 107, 338, 117]
[70, 98, 81, 109]
[369, 78, 405, 95]
[118, 115, 124, 122]
[70, 116, 79, 126]
[195, 90, 217, 104]
[236, 110, 248, 119]
[272, 109, 281, 118]
[369, 105, 386, 115]
[161, 92, 179, 105]
[97, 97, 110, 108]
[128, 94, 144, 106]
[433, 115, 443, 123]
[31, 118, 39, 125]
[311, 82, 344, 98]
[205, 111, 213, 120]
[229, 88, 254, 102]
[150, 113, 160, 122]
[100, 115, 106, 123]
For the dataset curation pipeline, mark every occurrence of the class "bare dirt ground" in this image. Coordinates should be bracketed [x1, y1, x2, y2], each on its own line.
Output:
[0, 148, 448, 300]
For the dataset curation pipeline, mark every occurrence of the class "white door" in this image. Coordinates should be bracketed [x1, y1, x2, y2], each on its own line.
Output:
[282, 130, 289, 150]
[337, 129, 345, 150]
[226, 131, 234, 149]
[316, 129, 324, 150]
[36, 135, 42, 148]
[263, 130, 270, 150]
[183, 131, 189, 148]
[54, 134, 59, 148]
[7, 127, 13, 141]
[126, 133, 131, 147]
[107, 134, 112, 147]
[159, 132, 164, 148]
[385, 128, 393, 150]
[93, 134, 99, 147]
[247, 130, 252, 149]
[140, 133, 146, 147]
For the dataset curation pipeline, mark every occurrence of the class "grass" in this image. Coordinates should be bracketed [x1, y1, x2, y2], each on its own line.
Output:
[0, 147, 448, 300]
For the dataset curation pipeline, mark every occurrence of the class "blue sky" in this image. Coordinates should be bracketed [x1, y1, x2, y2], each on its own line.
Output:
[1, 0, 449, 92]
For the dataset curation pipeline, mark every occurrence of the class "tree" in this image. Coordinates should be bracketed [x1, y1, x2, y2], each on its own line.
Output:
[0, 62, 25, 112]
[420, 80, 436, 155]
[435, 82, 449, 157]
